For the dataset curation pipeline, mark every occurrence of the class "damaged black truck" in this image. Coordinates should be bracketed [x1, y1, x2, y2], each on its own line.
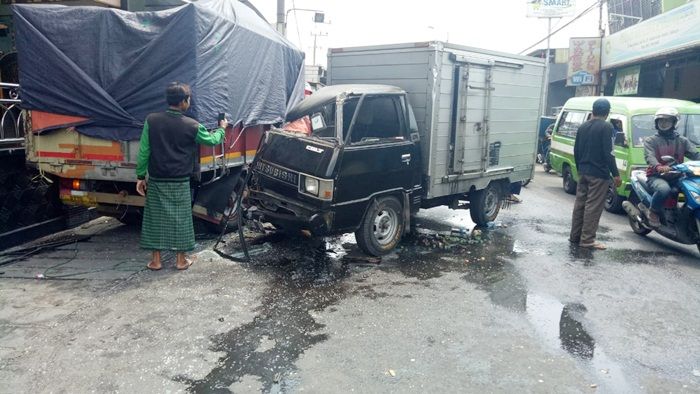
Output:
[249, 42, 545, 256]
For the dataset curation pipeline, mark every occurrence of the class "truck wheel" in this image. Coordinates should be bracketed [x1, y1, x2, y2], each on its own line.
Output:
[604, 183, 624, 214]
[469, 183, 502, 226]
[200, 187, 244, 234]
[562, 165, 577, 195]
[198, 173, 248, 234]
[355, 196, 404, 256]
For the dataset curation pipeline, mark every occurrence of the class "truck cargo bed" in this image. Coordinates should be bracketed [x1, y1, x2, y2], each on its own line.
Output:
[328, 41, 545, 200]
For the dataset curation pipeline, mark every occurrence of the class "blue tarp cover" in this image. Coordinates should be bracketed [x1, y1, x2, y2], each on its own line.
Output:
[14, 0, 305, 140]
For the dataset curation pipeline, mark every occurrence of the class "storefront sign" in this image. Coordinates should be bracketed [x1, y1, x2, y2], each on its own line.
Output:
[614, 65, 640, 96]
[575, 85, 596, 97]
[567, 37, 601, 86]
[526, 0, 576, 18]
[663, 0, 691, 12]
[602, 1, 700, 69]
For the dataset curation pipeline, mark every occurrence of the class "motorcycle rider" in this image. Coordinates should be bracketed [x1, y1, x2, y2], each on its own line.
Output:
[643, 107, 700, 227]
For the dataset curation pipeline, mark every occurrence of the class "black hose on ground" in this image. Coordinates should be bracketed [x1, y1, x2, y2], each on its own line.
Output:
[213, 130, 269, 263]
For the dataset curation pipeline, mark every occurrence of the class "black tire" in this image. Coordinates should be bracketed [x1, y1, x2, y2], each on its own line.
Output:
[198, 173, 248, 234]
[604, 183, 625, 214]
[355, 196, 404, 256]
[563, 165, 577, 195]
[469, 183, 502, 226]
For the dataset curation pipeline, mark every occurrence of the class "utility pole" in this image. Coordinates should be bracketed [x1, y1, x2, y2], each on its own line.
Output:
[598, 0, 606, 95]
[541, 17, 552, 116]
[276, 0, 285, 36]
[310, 31, 328, 66]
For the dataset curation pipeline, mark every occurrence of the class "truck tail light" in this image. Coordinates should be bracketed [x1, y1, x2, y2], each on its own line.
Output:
[59, 178, 87, 191]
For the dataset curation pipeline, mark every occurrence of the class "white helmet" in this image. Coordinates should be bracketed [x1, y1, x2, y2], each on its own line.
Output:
[655, 107, 679, 131]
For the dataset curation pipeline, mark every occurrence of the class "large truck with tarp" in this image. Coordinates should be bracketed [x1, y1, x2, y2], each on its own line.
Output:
[15, 0, 305, 230]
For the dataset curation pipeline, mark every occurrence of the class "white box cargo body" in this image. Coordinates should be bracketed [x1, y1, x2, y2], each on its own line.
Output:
[328, 41, 545, 200]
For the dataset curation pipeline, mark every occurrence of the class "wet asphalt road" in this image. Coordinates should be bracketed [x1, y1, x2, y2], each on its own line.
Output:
[1, 166, 699, 393]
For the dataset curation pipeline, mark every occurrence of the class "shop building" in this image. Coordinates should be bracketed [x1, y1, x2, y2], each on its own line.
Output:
[601, 0, 700, 102]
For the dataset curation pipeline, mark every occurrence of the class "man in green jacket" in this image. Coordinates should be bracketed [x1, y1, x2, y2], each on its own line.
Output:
[136, 82, 228, 271]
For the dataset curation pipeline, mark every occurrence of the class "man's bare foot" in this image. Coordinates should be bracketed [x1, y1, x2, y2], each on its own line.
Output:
[176, 258, 194, 270]
[147, 261, 162, 271]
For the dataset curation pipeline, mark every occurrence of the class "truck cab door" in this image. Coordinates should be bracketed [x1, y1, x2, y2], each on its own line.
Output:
[333, 94, 418, 230]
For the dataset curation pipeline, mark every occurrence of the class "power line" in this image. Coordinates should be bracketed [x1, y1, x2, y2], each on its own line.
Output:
[519, 0, 602, 55]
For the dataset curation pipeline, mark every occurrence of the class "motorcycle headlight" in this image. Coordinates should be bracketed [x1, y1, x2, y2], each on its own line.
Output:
[690, 191, 700, 204]
[300, 175, 334, 200]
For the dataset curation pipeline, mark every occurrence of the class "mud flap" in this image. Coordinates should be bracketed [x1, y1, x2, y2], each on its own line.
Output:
[403, 192, 411, 235]
[192, 168, 243, 224]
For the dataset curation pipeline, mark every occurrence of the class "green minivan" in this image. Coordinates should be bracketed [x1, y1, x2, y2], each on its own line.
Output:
[549, 96, 700, 213]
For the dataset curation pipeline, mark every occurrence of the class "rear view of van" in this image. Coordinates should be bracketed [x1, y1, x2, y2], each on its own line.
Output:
[548, 97, 700, 213]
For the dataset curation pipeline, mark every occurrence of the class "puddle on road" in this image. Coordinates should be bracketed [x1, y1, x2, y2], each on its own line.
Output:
[184, 217, 635, 392]
[178, 239, 350, 393]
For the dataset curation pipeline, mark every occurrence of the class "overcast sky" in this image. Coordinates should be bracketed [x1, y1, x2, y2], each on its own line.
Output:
[248, 0, 606, 66]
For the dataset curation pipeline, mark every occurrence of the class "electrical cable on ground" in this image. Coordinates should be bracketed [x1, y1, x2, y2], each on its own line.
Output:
[519, 0, 602, 55]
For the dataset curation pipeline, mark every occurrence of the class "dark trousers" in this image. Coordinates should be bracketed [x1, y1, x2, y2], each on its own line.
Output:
[648, 176, 672, 213]
[570, 175, 610, 245]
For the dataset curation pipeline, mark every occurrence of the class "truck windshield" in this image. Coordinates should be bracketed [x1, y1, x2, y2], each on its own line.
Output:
[631, 114, 688, 147]
[281, 97, 359, 141]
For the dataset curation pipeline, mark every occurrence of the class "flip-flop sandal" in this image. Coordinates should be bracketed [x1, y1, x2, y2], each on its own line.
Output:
[176, 258, 194, 271]
[147, 262, 162, 271]
[579, 242, 606, 250]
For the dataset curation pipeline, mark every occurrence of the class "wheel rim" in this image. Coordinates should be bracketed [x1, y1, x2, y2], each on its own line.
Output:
[483, 187, 500, 219]
[605, 184, 615, 206]
[373, 208, 398, 246]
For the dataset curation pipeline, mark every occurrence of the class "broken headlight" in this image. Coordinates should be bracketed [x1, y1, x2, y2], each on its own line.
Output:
[299, 174, 333, 201]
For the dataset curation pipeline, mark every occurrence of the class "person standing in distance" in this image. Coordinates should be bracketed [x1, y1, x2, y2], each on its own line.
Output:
[136, 82, 228, 270]
[569, 98, 621, 250]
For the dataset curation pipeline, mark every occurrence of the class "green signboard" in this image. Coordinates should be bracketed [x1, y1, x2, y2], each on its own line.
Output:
[663, 0, 691, 12]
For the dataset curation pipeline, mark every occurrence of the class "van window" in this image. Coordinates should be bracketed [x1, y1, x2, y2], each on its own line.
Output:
[685, 115, 700, 146]
[349, 96, 404, 144]
[341, 97, 360, 137]
[631, 115, 656, 147]
[610, 118, 627, 147]
[557, 111, 587, 138]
